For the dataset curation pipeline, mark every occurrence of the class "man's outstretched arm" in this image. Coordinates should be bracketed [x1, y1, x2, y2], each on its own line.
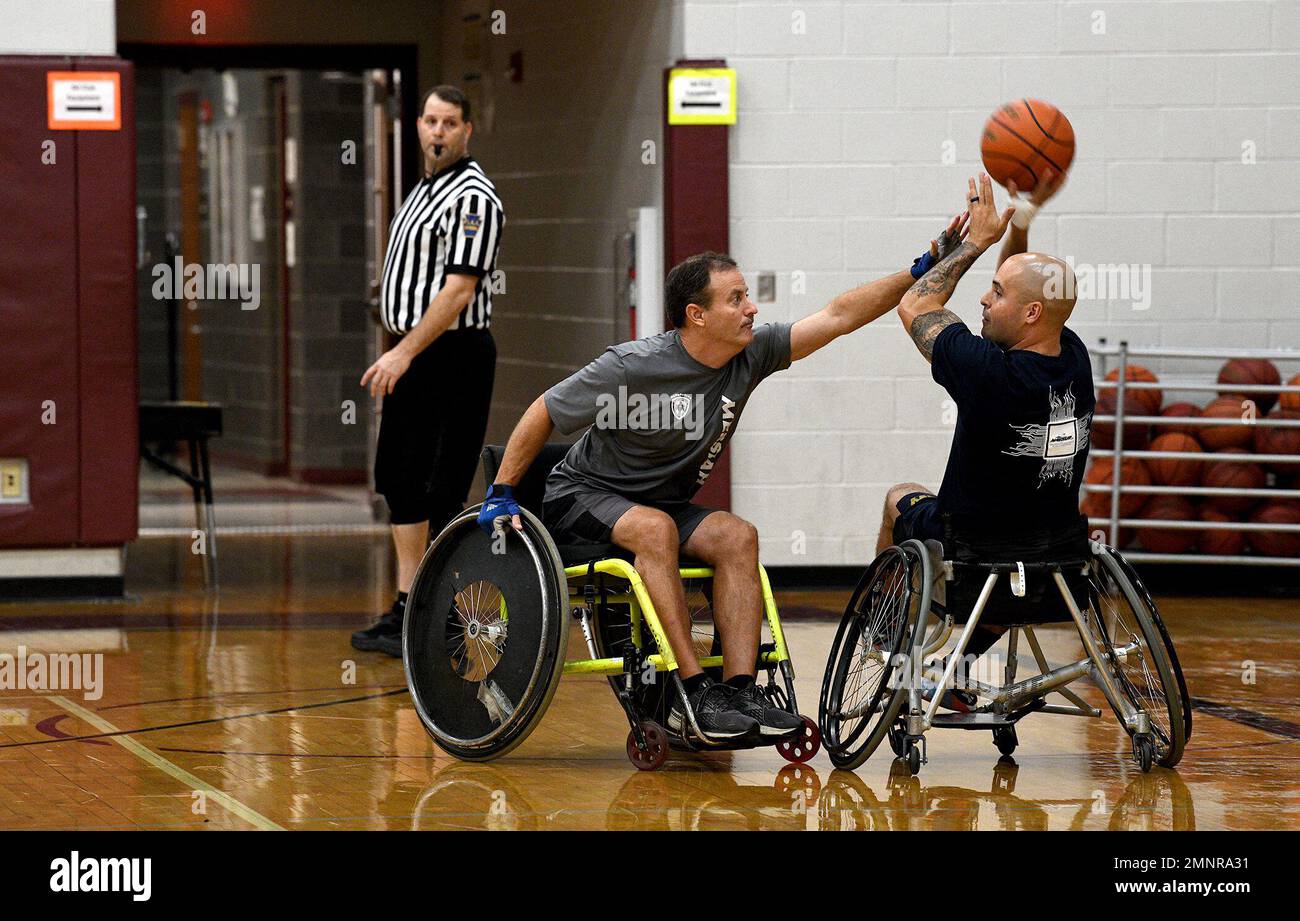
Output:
[788, 213, 970, 362]
[899, 173, 1012, 363]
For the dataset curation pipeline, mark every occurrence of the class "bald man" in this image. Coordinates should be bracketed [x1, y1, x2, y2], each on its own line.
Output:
[881, 172, 1093, 707]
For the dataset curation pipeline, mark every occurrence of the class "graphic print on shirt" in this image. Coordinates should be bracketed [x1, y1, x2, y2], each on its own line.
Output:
[696, 396, 736, 486]
[1001, 384, 1092, 487]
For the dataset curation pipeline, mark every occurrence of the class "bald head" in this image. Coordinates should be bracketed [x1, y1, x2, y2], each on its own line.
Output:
[979, 251, 1076, 352]
[1001, 252, 1077, 325]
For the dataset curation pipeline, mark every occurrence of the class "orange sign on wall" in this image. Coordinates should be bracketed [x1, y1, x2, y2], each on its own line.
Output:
[47, 71, 122, 130]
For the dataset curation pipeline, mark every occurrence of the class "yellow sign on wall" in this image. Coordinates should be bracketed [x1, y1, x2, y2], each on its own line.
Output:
[668, 68, 736, 125]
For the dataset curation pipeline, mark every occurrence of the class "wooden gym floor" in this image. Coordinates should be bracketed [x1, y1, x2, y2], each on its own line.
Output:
[0, 532, 1296, 831]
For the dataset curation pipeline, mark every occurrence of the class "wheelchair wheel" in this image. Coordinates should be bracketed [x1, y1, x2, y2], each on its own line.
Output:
[993, 724, 1018, 757]
[1108, 548, 1192, 743]
[403, 507, 569, 762]
[819, 545, 925, 770]
[1083, 548, 1186, 769]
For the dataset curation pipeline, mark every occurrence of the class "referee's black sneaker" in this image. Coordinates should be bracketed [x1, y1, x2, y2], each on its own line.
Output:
[728, 681, 805, 738]
[667, 678, 759, 742]
[351, 598, 405, 656]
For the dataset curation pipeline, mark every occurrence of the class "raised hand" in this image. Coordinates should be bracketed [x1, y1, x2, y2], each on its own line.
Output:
[966, 173, 1014, 251]
[1007, 167, 1066, 207]
[929, 210, 971, 261]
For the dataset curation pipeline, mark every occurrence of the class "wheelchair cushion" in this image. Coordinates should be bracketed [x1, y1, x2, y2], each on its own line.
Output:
[558, 542, 631, 566]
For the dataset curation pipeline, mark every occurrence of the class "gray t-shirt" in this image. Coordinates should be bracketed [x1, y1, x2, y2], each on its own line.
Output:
[543, 323, 793, 505]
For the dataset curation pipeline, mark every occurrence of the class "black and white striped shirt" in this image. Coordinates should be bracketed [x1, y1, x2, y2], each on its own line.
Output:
[380, 156, 504, 334]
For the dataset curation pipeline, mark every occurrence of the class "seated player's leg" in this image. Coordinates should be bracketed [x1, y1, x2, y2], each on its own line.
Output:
[878, 481, 1003, 712]
[682, 511, 802, 737]
[610, 506, 699, 676]
[680, 511, 760, 680]
[878, 481, 938, 554]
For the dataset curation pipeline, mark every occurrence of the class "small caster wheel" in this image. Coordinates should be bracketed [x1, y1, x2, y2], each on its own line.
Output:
[888, 721, 905, 757]
[1133, 734, 1154, 773]
[774, 763, 821, 806]
[777, 716, 821, 764]
[627, 721, 668, 771]
[905, 741, 921, 775]
[993, 725, 1018, 757]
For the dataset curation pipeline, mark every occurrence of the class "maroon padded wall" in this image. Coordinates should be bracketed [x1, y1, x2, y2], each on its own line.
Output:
[74, 57, 138, 545]
[0, 56, 138, 548]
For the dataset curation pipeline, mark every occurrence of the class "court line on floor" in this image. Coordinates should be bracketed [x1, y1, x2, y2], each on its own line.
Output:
[0, 688, 408, 750]
[48, 695, 285, 831]
[97, 683, 408, 712]
[1190, 697, 1300, 740]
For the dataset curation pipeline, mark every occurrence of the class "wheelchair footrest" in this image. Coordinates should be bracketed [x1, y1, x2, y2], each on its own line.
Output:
[930, 712, 1016, 730]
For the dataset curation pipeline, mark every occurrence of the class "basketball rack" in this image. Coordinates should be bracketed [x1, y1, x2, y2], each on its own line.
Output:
[1088, 340, 1300, 566]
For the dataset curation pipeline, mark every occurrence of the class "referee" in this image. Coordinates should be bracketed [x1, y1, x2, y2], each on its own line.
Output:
[352, 85, 505, 658]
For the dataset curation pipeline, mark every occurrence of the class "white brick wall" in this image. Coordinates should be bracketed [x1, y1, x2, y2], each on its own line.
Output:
[674, 0, 1300, 566]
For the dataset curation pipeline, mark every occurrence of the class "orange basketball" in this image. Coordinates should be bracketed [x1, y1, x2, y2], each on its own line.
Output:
[1146, 432, 1202, 487]
[1134, 496, 1197, 554]
[1248, 501, 1300, 557]
[1279, 372, 1300, 412]
[1198, 396, 1255, 451]
[981, 99, 1075, 192]
[1254, 408, 1300, 475]
[1081, 456, 1150, 519]
[1198, 507, 1246, 556]
[1104, 366, 1162, 415]
[1218, 358, 1281, 414]
[1202, 448, 1266, 513]
[1159, 402, 1202, 439]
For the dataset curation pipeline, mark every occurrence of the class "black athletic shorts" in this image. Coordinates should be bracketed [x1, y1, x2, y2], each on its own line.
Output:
[892, 491, 942, 545]
[374, 327, 495, 527]
[543, 486, 717, 548]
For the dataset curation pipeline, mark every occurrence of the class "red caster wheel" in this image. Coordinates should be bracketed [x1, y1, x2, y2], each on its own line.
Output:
[777, 716, 821, 764]
[626, 720, 669, 771]
[774, 763, 822, 807]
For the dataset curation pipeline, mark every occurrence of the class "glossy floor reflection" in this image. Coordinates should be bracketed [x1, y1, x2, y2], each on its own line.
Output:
[0, 534, 1295, 830]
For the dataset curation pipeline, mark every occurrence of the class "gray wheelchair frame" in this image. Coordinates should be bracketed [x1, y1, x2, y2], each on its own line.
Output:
[823, 537, 1188, 775]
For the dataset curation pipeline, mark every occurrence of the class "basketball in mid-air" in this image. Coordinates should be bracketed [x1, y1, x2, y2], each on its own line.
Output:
[981, 99, 1076, 191]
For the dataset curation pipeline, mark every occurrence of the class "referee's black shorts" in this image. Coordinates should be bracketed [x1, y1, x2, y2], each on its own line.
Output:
[374, 327, 495, 528]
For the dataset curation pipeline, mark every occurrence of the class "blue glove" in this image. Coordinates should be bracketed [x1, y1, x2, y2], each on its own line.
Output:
[477, 484, 521, 536]
[910, 249, 938, 279]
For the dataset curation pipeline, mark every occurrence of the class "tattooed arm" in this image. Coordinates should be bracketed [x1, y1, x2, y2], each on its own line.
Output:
[898, 242, 983, 361]
[897, 173, 1013, 362]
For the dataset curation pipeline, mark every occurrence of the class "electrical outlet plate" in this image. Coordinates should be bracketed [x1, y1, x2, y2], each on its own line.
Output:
[0, 458, 29, 504]
[756, 271, 776, 303]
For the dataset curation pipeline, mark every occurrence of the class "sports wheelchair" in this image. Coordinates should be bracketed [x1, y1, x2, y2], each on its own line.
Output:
[819, 516, 1190, 775]
[402, 444, 820, 771]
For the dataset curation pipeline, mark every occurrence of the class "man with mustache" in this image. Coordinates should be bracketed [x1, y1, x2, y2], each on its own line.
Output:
[477, 219, 965, 743]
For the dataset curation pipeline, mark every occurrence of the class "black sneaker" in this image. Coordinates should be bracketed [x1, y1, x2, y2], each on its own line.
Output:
[729, 682, 805, 738]
[352, 601, 404, 655]
[668, 678, 759, 742]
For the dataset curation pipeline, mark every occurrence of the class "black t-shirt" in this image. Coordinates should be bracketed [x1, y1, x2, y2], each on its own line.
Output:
[931, 323, 1095, 533]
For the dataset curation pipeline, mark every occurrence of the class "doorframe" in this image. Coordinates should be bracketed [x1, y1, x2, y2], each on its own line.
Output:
[120, 42, 421, 480]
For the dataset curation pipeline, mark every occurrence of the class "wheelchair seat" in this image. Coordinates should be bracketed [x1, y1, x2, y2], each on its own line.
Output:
[937, 514, 1092, 626]
[480, 445, 709, 568]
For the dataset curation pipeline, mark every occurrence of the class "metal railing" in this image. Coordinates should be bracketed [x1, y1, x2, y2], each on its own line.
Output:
[1087, 340, 1300, 566]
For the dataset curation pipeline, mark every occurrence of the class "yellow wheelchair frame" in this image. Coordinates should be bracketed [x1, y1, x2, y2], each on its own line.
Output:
[401, 446, 819, 771]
